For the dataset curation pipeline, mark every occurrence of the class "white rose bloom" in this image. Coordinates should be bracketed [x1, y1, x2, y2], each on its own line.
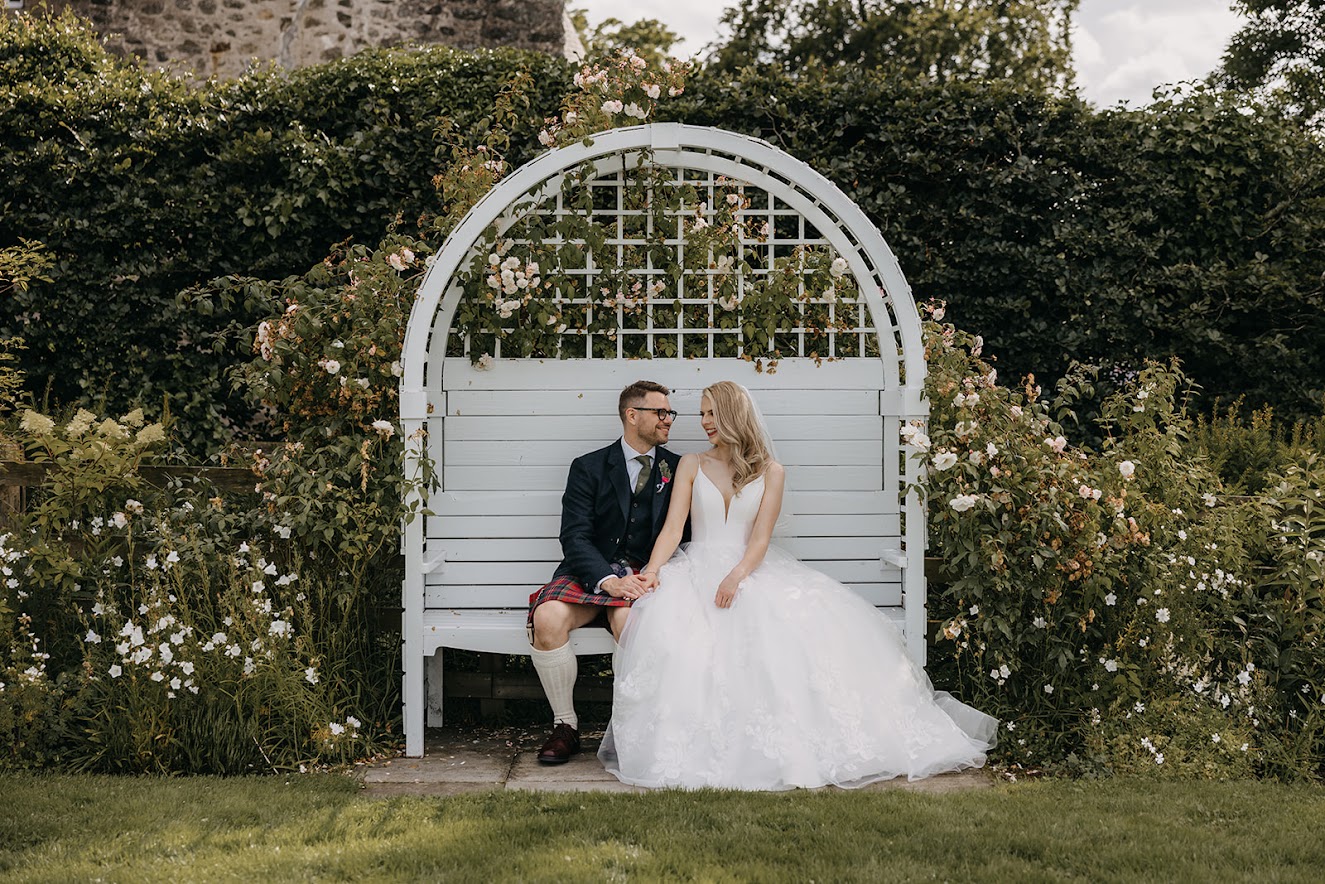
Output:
[371, 420, 395, 438]
[933, 452, 958, 471]
[949, 494, 979, 512]
[829, 257, 849, 279]
[324, 360, 341, 375]
[1119, 460, 1136, 478]
[645, 83, 661, 99]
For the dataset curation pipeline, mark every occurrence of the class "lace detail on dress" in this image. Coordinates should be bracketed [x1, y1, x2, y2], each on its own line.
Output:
[599, 466, 998, 790]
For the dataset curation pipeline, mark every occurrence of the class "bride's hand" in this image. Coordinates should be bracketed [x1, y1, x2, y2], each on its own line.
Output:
[715, 573, 742, 609]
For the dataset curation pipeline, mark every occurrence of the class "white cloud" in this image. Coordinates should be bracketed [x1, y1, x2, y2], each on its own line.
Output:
[1072, 0, 1243, 106]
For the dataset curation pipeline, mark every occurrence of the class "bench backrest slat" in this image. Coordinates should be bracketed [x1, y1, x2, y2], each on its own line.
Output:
[423, 358, 907, 615]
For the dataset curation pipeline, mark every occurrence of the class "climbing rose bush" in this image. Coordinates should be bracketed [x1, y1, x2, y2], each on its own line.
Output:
[920, 304, 1324, 780]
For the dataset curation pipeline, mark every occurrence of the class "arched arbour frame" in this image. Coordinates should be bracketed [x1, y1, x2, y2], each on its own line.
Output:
[400, 124, 929, 751]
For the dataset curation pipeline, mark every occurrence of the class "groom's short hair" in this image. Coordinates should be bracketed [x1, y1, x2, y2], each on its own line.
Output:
[619, 380, 670, 421]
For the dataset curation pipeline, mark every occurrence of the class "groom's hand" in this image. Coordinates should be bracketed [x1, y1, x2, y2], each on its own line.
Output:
[604, 574, 648, 600]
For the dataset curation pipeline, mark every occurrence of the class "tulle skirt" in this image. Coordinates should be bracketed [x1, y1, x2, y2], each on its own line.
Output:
[599, 542, 998, 790]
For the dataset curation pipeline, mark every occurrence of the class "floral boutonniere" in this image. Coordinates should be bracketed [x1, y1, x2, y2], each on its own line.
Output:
[656, 460, 674, 494]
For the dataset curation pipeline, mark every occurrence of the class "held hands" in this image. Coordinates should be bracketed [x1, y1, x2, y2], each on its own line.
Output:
[604, 573, 653, 600]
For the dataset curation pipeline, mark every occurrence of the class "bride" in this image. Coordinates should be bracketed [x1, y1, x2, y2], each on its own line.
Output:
[599, 381, 998, 790]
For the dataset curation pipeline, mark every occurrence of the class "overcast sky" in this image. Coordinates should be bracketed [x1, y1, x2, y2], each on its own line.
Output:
[573, 0, 1245, 107]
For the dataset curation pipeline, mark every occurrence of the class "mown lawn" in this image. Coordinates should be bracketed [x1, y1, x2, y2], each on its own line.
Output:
[2, 773, 1323, 882]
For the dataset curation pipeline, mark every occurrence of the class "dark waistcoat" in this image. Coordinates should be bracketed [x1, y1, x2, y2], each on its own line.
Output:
[616, 474, 658, 565]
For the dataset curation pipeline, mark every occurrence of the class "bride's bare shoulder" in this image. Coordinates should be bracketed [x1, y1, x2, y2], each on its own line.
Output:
[764, 461, 786, 483]
[678, 452, 701, 474]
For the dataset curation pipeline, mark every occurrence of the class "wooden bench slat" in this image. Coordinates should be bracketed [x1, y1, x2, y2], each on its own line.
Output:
[424, 532, 901, 559]
[429, 490, 901, 516]
[418, 606, 908, 655]
[426, 512, 899, 539]
[421, 535, 902, 562]
[439, 357, 887, 390]
[443, 414, 885, 442]
[426, 558, 901, 587]
[442, 464, 884, 492]
[424, 582, 904, 609]
[444, 388, 882, 417]
[439, 438, 884, 467]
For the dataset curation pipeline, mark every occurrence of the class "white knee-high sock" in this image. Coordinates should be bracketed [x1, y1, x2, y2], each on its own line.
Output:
[531, 642, 578, 729]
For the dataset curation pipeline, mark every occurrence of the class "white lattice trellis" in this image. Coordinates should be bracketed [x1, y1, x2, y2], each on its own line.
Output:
[399, 124, 928, 757]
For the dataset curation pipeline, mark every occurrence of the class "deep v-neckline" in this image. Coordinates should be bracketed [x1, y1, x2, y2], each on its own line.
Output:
[698, 462, 764, 523]
[697, 464, 735, 522]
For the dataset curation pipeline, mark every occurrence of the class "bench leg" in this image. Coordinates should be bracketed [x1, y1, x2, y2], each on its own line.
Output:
[425, 648, 445, 728]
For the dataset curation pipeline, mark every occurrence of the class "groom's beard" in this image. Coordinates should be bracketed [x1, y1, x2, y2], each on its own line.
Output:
[642, 422, 670, 448]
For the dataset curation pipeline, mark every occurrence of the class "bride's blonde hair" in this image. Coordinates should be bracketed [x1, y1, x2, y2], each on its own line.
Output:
[704, 381, 774, 493]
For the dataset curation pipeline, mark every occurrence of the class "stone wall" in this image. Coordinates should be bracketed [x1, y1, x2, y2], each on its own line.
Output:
[9, 0, 582, 78]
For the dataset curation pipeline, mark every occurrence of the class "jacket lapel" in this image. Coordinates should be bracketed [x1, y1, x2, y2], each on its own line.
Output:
[607, 440, 631, 520]
[650, 448, 674, 523]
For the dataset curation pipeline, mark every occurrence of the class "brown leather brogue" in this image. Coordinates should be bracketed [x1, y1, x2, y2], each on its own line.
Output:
[536, 722, 582, 765]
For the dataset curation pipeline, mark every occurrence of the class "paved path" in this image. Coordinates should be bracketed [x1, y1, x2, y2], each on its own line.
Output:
[360, 727, 996, 797]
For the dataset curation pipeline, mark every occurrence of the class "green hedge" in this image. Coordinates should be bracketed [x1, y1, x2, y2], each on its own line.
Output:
[0, 13, 569, 450]
[2, 14, 1324, 452]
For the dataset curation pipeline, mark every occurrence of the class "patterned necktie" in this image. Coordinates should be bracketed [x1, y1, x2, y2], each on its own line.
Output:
[633, 454, 652, 495]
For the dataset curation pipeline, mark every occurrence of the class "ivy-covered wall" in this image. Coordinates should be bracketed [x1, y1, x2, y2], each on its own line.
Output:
[2, 13, 1323, 451]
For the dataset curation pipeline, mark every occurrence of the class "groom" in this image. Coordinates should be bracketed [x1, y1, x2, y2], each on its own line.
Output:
[527, 379, 685, 764]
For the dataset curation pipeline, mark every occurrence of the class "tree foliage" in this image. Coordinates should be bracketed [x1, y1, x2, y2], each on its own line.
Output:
[1217, 0, 1325, 129]
[709, 0, 1078, 91]
[570, 9, 685, 65]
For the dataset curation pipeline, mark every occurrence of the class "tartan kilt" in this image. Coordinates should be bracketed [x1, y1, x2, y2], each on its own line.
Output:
[526, 573, 632, 634]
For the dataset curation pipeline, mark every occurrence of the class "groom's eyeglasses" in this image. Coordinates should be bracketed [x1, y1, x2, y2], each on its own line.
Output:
[632, 407, 678, 422]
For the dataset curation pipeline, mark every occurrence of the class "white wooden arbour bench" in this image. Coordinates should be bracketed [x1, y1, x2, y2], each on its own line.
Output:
[399, 123, 928, 757]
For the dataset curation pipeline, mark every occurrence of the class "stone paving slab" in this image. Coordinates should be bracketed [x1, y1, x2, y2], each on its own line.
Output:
[359, 727, 996, 797]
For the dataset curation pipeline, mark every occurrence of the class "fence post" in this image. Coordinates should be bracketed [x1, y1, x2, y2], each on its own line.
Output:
[0, 436, 23, 534]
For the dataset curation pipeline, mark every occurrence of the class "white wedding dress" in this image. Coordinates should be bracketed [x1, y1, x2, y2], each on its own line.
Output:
[600, 467, 998, 790]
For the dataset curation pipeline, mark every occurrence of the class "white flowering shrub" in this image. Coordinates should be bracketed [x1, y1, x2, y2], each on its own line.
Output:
[922, 305, 1325, 779]
[0, 405, 393, 772]
[73, 535, 369, 773]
